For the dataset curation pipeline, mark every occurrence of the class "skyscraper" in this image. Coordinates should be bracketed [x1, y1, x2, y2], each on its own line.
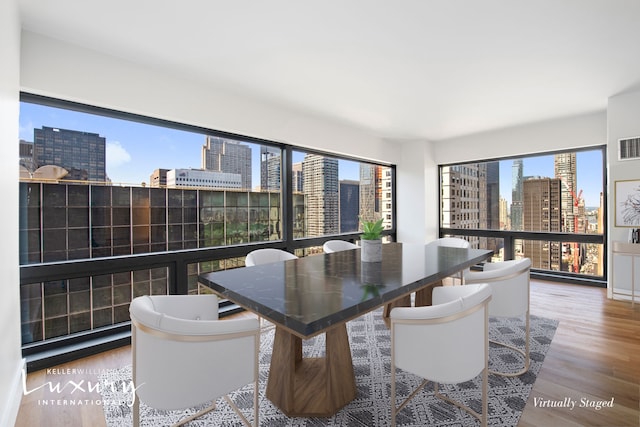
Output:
[260, 146, 281, 191]
[19, 140, 34, 173]
[302, 154, 339, 236]
[483, 162, 500, 253]
[381, 167, 393, 230]
[202, 136, 252, 190]
[554, 152, 578, 232]
[340, 180, 359, 233]
[511, 159, 523, 231]
[523, 177, 562, 271]
[485, 162, 500, 229]
[359, 164, 393, 230]
[499, 197, 510, 230]
[359, 164, 379, 223]
[33, 126, 106, 182]
[292, 162, 303, 193]
[440, 163, 491, 249]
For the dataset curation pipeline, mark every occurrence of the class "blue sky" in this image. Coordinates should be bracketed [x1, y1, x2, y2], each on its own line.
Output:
[20, 102, 205, 185]
[498, 151, 603, 208]
[20, 102, 602, 206]
[19, 102, 361, 187]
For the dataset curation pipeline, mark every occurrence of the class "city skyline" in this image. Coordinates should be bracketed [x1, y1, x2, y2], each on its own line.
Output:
[499, 151, 603, 209]
[19, 102, 362, 188]
[20, 101, 603, 207]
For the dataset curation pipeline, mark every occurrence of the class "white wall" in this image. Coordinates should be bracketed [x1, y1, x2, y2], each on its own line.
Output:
[431, 111, 611, 285]
[20, 31, 396, 166]
[21, 31, 440, 249]
[0, 0, 26, 426]
[434, 111, 607, 164]
[395, 139, 439, 243]
[606, 89, 640, 294]
[19, 27, 639, 306]
[394, 107, 607, 246]
[607, 89, 640, 241]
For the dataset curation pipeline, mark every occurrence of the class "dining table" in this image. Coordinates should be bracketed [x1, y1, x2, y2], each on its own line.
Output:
[198, 241, 493, 417]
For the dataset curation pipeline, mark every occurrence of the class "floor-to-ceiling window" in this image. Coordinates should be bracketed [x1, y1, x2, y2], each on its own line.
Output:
[439, 147, 606, 285]
[18, 93, 396, 369]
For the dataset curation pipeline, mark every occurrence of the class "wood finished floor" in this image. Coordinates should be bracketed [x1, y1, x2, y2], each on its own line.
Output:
[15, 280, 640, 427]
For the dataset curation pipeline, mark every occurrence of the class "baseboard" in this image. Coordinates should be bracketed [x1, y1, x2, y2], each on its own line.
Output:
[0, 358, 26, 427]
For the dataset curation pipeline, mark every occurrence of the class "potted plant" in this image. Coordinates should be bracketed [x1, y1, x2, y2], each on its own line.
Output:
[360, 217, 384, 262]
[360, 260, 384, 300]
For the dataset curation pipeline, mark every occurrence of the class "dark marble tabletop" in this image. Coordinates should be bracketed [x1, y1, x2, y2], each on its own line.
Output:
[198, 242, 492, 337]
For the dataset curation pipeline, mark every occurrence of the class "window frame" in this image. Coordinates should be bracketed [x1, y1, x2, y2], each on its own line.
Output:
[438, 145, 607, 287]
[18, 92, 397, 370]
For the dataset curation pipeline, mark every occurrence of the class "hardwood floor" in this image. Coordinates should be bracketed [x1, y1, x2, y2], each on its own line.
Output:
[519, 281, 640, 427]
[15, 281, 640, 426]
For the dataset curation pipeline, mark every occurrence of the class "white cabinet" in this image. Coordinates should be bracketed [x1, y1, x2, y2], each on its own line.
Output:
[612, 241, 640, 305]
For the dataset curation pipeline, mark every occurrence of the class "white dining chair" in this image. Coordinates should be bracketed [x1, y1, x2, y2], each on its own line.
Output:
[390, 283, 492, 427]
[129, 294, 260, 427]
[245, 248, 298, 266]
[245, 248, 298, 329]
[430, 237, 471, 249]
[464, 257, 532, 377]
[323, 240, 358, 253]
[427, 237, 471, 284]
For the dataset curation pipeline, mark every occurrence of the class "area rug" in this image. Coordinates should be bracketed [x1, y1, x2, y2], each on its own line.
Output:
[100, 310, 557, 426]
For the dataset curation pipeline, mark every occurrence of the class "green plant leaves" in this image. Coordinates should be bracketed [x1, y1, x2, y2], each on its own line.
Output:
[361, 218, 384, 240]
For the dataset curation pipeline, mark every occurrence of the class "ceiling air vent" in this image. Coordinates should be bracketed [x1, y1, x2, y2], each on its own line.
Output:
[619, 136, 640, 161]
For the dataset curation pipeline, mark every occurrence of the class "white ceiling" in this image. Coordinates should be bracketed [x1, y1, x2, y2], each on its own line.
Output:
[18, 0, 640, 141]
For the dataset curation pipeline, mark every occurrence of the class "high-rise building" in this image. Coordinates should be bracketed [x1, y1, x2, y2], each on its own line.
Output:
[485, 162, 500, 229]
[18, 180, 288, 342]
[33, 126, 106, 182]
[499, 197, 510, 230]
[359, 164, 379, 223]
[439, 162, 499, 252]
[359, 164, 393, 229]
[440, 164, 485, 248]
[202, 136, 252, 190]
[484, 162, 500, 253]
[382, 167, 393, 230]
[554, 152, 578, 232]
[260, 146, 281, 191]
[292, 162, 303, 193]
[523, 177, 562, 271]
[554, 152, 585, 272]
[19, 140, 34, 172]
[303, 154, 339, 236]
[597, 191, 604, 276]
[440, 166, 456, 229]
[340, 180, 359, 233]
[510, 159, 523, 231]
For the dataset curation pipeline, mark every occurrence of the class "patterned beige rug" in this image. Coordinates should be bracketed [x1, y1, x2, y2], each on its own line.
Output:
[100, 309, 557, 426]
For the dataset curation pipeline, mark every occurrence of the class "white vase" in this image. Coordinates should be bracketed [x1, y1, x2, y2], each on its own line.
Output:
[361, 239, 382, 262]
[361, 260, 382, 283]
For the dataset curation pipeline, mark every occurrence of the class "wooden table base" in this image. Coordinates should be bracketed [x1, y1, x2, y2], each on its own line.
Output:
[382, 280, 442, 327]
[266, 280, 443, 416]
[265, 324, 357, 417]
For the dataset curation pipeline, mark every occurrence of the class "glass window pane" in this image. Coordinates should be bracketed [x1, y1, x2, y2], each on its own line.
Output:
[20, 101, 287, 261]
[18, 97, 397, 348]
[440, 150, 603, 235]
[293, 150, 394, 238]
[440, 148, 605, 277]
